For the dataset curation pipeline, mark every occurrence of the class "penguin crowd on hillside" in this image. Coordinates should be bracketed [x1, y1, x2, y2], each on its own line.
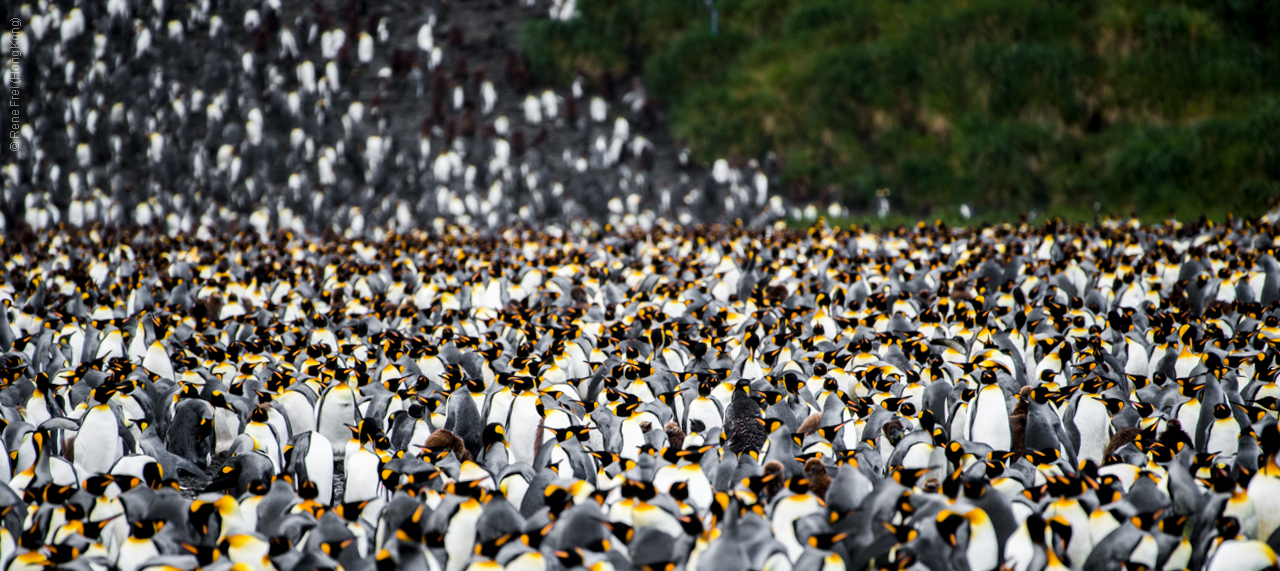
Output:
[2, 0, 829, 238]
[3, 214, 1280, 571]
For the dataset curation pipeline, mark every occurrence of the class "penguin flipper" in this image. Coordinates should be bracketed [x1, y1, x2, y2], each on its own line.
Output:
[0, 306, 14, 352]
[203, 470, 239, 493]
[443, 389, 484, 459]
[1063, 399, 1082, 454]
[169, 453, 210, 480]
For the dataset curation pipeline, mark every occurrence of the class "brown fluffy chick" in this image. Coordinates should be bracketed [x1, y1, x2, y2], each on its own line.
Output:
[424, 429, 473, 462]
[804, 458, 832, 499]
[798, 413, 822, 436]
[1103, 426, 1141, 459]
[1009, 386, 1031, 452]
[762, 460, 786, 500]
[665, 422, 686, 451]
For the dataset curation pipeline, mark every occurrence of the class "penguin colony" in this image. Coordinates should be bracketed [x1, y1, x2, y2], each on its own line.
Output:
[3, 0, 816, 238]
[4, 214, 1280, 571]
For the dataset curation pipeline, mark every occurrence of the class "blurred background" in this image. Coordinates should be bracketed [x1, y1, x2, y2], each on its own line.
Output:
[521, 0, 1280, 222]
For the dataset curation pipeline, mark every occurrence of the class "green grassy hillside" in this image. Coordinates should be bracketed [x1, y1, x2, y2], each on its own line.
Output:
[520, 0, 1280, 218]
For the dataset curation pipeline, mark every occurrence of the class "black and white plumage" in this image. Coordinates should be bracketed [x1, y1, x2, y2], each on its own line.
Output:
[10, 1, 1280, 571]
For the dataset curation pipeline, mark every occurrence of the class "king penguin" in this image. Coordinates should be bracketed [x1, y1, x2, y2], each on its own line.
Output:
[317, 380, 361, 461]
[969, 370, 1012, 451]
[508, 377, 543, 466]
[288, 430, 335, 506]
[76, 384, 125, 475]
[935, 507, 1000, 571]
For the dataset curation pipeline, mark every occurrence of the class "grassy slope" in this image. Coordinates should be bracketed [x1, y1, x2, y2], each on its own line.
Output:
[520, 0, 1280, 219]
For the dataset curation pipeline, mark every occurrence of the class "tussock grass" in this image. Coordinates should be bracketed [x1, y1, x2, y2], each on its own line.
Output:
[522, 0, 1280, 219]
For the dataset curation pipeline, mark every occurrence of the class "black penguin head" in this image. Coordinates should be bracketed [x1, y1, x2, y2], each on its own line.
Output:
[249, 404, 271, 423]
[1130, 511, 1161, 532]
[1131, 401, 1155, 419]
[806, 532, 848, 551]
[129, 520, 165, 539]
[898, 402, 918, 419]
[1177, 379, 1205, 398]
[552, 425, 592, 443]
[1100, 397, 1126, 416]
[619, 479, 657, 501]
[335, 500, 371, 522]
[1046, 516, 1073, 558]
[812, 361, 828, 377]
[476, 533, 517, 558]
[782, 475, 810, 496]
[1216, 516, 1241, 541]
[1159, 514, 1190, 537]
[892, 467, 929, 488]
[983, 458, 1006, 479]
[142, 462, 165, 489]
[482, 423, 506, 447]
[1213, 403, 1232, 420]
[934, 510, 966, 546]
[880, 397, 905, 413]
[945, 441, 967, 467]
[298, 479, 321, 500]
[181, 543, 222, 566]
[29, 484, 76, 505]
[210, 391, 234, 410]
[45, 544, 81, 564]
[554, 548, 585, 569]
[317, 538, 356, 558]
[92, 384, 116, 404]
[83, 475, 118, 497]
[1030, 386, 1055, 405]
[816, 422, 848, 443]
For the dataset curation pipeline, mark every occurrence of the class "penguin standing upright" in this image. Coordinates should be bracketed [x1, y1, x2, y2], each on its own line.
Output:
[167, 396, 215, 470]
[345, 424, 388, 504]
[317, 380, 360, 460]
[478, 423, 510, 470]
[289, 430, 335, 505]
[1248, 423, 1280, 541]
[117, 520, 164, 571]
[244, 404, 285, 474]
[76, 385, 125, 475]
[684, 378, 724, 436]
[507, 377, 542, 465]
[1067, 391, 1114, 465]
[1023, 387, 1074, 466]
[935, 508, 1000, 571]
[443, 496, 485, 571]
[211, 390, 246, 454]
[1204, 516, 1278, 571]
[1205, 403, 1241, 458]
[969, 370, 1011, 451]
[769, 476, 826, 561]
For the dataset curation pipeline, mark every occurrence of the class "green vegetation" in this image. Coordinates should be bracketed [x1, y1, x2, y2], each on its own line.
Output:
[520, 0, 1280, 218]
